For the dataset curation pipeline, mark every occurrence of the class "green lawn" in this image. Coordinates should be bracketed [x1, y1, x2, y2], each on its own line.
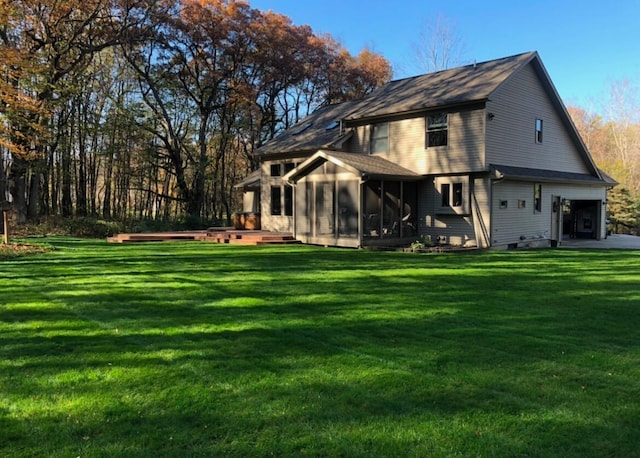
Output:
[1, 238, 640, 457]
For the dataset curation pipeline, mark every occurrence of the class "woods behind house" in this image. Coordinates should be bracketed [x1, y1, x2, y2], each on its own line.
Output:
[1, 1, 638, 233]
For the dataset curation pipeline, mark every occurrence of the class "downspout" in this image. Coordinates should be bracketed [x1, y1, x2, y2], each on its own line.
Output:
[358, 174, 367, 248]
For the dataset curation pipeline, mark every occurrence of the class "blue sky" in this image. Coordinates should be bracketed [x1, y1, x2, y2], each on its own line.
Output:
[248, 0, 639, 109]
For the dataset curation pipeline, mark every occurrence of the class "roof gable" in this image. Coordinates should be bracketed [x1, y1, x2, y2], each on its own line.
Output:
[490, 54, 603, 179]
[284, 150, 421, 183]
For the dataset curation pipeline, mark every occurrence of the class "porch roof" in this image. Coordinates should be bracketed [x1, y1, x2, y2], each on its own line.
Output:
[490, 164, 614, 185]
[284, 150, 422, 183]
[233, 169, 261, 190]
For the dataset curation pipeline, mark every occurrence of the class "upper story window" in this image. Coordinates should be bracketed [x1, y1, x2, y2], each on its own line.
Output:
[370, 122, 389, 154]
[535, 118, 543, 143]
[426, 112, 448, 147]
[270, 163, 281, 177]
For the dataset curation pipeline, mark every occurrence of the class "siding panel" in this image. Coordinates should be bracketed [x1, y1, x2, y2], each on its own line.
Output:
[487, 64, 589, 173]
[351, 108, 486, 175]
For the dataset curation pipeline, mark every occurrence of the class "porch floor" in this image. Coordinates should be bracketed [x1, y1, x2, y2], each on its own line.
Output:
[107, 228, 300, 246]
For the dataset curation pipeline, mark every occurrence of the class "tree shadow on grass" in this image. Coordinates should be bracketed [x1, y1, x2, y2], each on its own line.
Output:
[2, 241, 640, 456]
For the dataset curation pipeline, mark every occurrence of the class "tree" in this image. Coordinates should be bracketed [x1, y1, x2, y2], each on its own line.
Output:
[608, 187, 639, 235]
[2, 0, 391, 226]
[412, 13, 466, 74]
[0, 0, 154, 222]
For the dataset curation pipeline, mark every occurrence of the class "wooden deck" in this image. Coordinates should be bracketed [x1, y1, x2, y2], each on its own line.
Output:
[107, 228, 300, 246]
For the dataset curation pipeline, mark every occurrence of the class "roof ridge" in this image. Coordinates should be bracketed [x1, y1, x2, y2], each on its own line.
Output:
[388, 51, 537, 83]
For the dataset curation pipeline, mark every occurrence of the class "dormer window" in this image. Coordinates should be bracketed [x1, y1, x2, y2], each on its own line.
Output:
[426, 112, 448, 147]
[292, 122, 312, 135]
[370, 122, 389, 154]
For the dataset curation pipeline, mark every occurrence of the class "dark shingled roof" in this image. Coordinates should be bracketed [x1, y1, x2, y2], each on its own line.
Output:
[256, 52, 536, 157]
[285, 150, 421, 183]
[346, 52, 536, 121]
[255, 100, 367, 157]
[254, 51, 607, 184]
[491, 164, 611, 185]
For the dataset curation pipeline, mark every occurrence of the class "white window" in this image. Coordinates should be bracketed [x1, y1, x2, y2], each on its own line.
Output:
[435, 176, 469, 214]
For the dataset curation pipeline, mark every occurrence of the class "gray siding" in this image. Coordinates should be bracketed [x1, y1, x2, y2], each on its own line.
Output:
[349, 108, 485, 175]
[491, 181, 550, 245]
[471, 177, 491, 248]
[417, 176, 479, 247]
[486, 64, 590, 173]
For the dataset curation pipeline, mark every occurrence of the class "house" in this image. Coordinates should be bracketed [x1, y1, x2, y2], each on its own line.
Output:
[237, 51, 616, 249]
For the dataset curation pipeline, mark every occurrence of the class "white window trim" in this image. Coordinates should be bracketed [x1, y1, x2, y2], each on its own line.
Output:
[435, 176, 469, 215]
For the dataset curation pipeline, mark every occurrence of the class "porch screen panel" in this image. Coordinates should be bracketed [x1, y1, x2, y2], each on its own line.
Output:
[315, 181, 335, 236]
[383, 181, 401, 237]
[295, 181, 310, 236]
[402, 182, 418, 237]
[338, 180, 358, 238]
[363, 180, 381, 238]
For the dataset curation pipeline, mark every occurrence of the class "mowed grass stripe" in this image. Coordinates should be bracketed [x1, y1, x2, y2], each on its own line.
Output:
[1, 238, 639, 457]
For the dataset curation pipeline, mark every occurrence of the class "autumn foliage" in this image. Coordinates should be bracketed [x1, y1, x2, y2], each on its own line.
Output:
[1, 0, 392, 224]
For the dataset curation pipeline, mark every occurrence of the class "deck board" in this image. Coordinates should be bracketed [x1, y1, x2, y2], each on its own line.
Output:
[108, 229, 300, 245]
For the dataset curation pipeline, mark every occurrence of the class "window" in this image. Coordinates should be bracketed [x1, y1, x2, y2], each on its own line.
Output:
[292, 122, 312, 135]
[426, 112, 448, 147]
[436, 176, 469, 214]
[284, 186, 293, 216]
[270, 163, 281, 177]
[370, 122, 389, 153]
[440, 183, 450, 207]
[499, 200, 508, 209]
[452, 183, 463, 207]
[270, 186, 281, 215]
[440, 182, 462, 208]
[534, 183, 542, 212]
[535, 119, 543, 143]
[518, 200, 526, 209]
[284, 162, 295, 174]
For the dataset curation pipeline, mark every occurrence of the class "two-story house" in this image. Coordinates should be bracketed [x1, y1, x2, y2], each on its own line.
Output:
[239, 51, 615, 249]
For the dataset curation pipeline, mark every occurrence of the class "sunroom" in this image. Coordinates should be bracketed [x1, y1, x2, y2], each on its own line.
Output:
[283, 150, 422, 248]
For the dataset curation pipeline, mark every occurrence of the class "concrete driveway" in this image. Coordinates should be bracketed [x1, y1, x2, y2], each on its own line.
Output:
[560, 234, 640, 249]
